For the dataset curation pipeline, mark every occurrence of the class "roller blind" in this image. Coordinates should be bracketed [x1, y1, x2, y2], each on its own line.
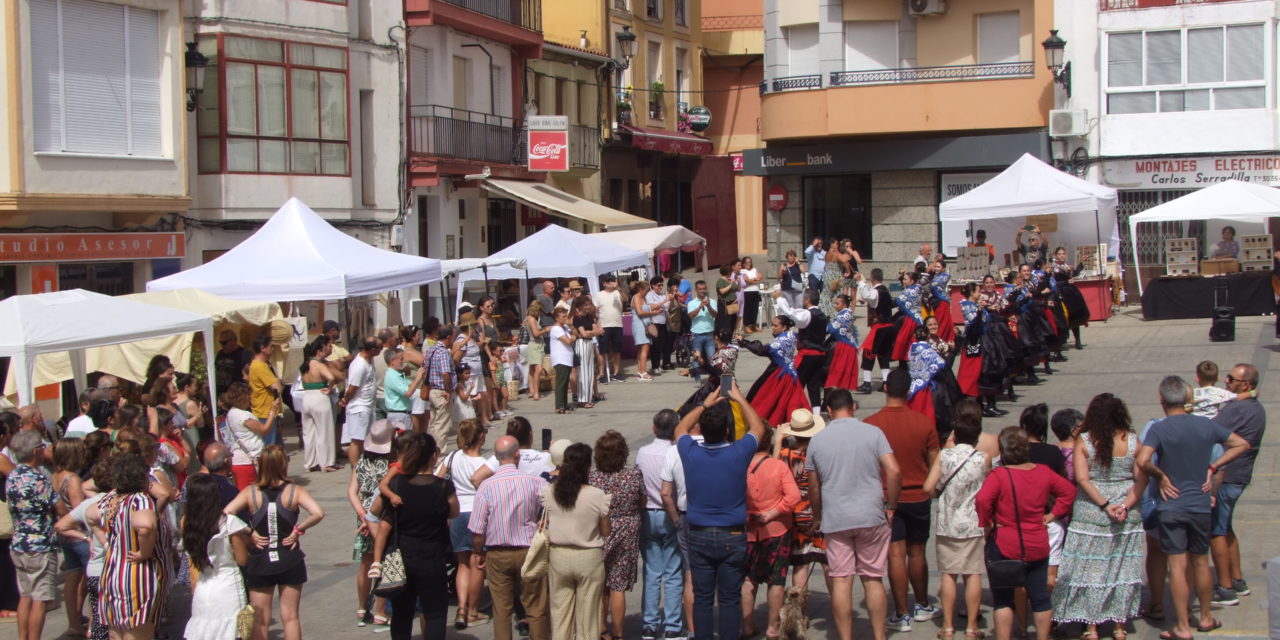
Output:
[29, 0, 162, 156]
[844, 21, 898, 71]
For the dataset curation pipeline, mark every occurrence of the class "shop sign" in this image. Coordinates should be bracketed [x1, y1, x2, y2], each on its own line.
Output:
[0, 232, 185, 263]
[1100, 0, 1239, 10]
[1101, 155, 1280, 188]
[687, 106, 712, 132]
[527, 115, 570, 173]
[731, 154, 744, 172]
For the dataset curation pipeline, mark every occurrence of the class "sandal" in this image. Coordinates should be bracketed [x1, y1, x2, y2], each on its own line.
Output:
[938, 629, 956, 639]
[1196, 619, 1222, 633]
[367, 562, 382, 579]
[1112, 630, 1128, 640]
[579, 402, 595, 409]
[371, 614, 390, 626]
[965, 631, 986, 640]
[1141, 606, 1164, 622]
[1158, 632, 1193, 640]
[468, 611, 491, 626]
[1081, 633, 1099, 640]
[455, 609, 468, 630]
[556, 409, 569, 415]
[356, 609, 368, 627]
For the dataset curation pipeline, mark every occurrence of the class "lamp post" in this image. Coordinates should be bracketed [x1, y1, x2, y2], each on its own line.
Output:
[1041, 29, 1071, 98]
[612, 26, 637, 124]
[185, 42, 209, 113]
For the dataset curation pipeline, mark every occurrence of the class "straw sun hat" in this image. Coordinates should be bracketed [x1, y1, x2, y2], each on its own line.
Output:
[778, 408, 826, 439]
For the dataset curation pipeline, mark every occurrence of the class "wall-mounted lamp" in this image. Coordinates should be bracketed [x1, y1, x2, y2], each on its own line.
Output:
[1041, 30, 1071, 98]
[615, 26, 636, 70]
[184, 42, 209, 112]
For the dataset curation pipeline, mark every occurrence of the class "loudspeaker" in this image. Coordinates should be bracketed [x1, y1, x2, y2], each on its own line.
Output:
[1210, 306, 1236, 342]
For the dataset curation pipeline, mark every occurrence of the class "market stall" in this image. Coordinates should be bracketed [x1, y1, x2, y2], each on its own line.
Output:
[1124, 180, 1280, 320]
[595, 225, 708, 277]
[0, 289, 215, 408]
[939, 154, 1120, 323]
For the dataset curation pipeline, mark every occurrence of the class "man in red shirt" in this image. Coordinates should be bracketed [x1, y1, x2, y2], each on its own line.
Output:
[863, 368, 941, 632]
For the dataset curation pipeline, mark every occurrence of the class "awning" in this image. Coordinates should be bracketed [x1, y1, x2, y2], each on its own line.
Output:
[619, 124, 713, 156]
[481, 179, 657, 231]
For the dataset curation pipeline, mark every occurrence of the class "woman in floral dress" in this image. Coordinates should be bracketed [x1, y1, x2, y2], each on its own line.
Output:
[1051, 394, 1145, 640]
[590, 430, 645, 640]
[346, 448, 391, 626]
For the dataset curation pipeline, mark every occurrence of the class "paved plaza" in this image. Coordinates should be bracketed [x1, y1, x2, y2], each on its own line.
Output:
[38, 309, 1279, 640]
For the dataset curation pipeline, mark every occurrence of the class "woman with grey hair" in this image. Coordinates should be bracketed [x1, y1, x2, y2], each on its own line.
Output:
[5, 429, 58, 640]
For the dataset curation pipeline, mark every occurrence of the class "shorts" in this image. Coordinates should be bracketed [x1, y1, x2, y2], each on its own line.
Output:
[890, 500, 932, 544]
[62, 538, 91, 572]
[1155, 509, 1211, 555]
[825, 523, 891, 578]
[386, 412, 412, 432]
[1211, 482, 1246, 537]
[525, 340, 545, 366]
[1046, 520, 1065, 567]
[936, 535, 985, 576]
[747, 532, 792, 586]
[343, 408, 374, 442]
[245, 561, 309, 589]
[11, 550, 59, 600]
[411, 393, 429, 415]
[450, 512, 474, 552]
[601, 326, 624, 353]
[1140, 495, 1159, 533]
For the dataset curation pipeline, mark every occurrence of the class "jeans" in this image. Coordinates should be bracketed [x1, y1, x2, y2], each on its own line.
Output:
[641, 510, 685, 635]
[690, 333, 715, 381]
[1211, 482, 1246, 537]
[257, 415, 280, 446]
[688, 526, 748, 640]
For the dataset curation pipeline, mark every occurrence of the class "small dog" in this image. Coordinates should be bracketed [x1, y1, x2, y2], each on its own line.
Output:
[778, 586, 810, 639]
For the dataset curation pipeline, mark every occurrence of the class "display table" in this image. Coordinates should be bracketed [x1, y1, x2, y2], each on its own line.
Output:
[948, 278, 1114, 325]
[1141, 272, 1275, 320]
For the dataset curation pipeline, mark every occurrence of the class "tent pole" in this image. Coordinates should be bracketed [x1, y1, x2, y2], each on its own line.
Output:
[1133, 221, 1145, 297]
[202, 329, 219, 425]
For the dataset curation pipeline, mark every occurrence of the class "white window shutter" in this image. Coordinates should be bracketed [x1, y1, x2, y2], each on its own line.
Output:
[29, 0, 62, 152]
[1145, 30, 1181, 85]
[126, 6, 161, 156]
[1107, 33, 1142, 87]
[977, 12, 1020, 65]
[1226, 24, 1263, 81]
[62, 0, 129, 154]
[1186, 28, 1223, 84]
[410, 47, 430, 106]
[844, 21, 898, 71]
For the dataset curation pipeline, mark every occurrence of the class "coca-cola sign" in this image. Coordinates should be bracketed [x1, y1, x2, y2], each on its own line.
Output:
[527, 129, 570, 172]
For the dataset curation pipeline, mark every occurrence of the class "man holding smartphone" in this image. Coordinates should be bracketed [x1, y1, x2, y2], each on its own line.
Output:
[687, 281, 718, 382]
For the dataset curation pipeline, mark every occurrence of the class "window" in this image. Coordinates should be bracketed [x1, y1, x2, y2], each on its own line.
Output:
[1105, 25, 1266, 114]
[30, 0, 162, 157]
[647, 41, 664, 118]
[844, 21, 898, 71]
[198, 36, 349, 174]
[786, 25, 821, 75]
[675, 47, 690, 109]
[803, 175, 873, 261]
[646, 0, 661, 21]
[674, 0, 686, 26]
[977, 12, 1020, 65]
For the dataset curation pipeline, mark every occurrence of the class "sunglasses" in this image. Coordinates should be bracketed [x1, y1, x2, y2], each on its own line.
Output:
[1225, 374, 1237, 384]
[219, 339, 233, 345]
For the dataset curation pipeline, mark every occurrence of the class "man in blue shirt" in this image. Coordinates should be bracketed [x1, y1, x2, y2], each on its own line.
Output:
[804, 236, 826, 290]
[675, 380, 767, 640]
[686, 280, 718, 382]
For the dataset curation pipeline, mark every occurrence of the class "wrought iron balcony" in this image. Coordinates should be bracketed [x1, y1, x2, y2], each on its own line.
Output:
[769, 74, 824, 93]
[829, 61, 1034, 87]
[410, 105, 522, 165]
[439, 0, 541, 32]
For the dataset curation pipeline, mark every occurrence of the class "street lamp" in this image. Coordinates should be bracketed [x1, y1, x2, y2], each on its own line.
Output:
[1041, 29, 1071, 98]
[615, 26, 636, 70]
[185, 41, 209, 113]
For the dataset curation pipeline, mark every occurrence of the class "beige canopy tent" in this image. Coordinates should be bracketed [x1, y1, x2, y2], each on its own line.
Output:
[4, 288, 282, 396]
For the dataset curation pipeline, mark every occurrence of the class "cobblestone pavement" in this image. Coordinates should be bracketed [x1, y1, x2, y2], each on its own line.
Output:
[39, 309, 1278, 639]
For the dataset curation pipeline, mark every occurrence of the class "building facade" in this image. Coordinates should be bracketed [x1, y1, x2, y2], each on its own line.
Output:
[1, 0, 192, 299]
[1055, 0, 1280, 291]
[747, 0, 1055, 276]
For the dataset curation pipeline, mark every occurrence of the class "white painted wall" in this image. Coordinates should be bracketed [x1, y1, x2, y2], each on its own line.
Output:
[408, 26, 516, 119]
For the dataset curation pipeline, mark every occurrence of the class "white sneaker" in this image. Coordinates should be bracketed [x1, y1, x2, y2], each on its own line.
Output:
[888, 613, 912, 632]
[912, 603, 941, 622]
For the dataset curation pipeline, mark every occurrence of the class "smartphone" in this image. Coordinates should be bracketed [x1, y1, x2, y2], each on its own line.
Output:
[720, 374, 734, 398]
[541, 428, 553, 451]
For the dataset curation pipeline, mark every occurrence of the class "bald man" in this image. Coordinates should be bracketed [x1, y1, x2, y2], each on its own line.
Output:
[201, 442, 240, 508]
[913, 244, 933, 268]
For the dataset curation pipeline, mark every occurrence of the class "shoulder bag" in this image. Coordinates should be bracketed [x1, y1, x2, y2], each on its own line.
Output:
[936, 449, 981, 497]
[984, 467, 1028, 590]
[0, 496, 12, 539]
[520, 497, 551, 580]
[235, 529, 258, 640]
[372, 478, 407, 598]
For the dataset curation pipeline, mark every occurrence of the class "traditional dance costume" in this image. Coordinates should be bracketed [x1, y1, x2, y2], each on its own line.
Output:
[745, 331, 811, 428]
[859, 279, 897, 390]
[775, 296, 832, 408]
[1050, 258, 1090, 349]
[891, 282, 925, 362]
[926, 271, 957, 344]
[905, 340, 961, 443]
[1036, 268, 1069, 354]
[824, 306, 861, 390]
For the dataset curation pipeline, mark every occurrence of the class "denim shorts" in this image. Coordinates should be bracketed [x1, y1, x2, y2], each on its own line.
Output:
[1211, 482, 1246, 537]
[449, 512, 473, 552]
[62, 538, 90, 572]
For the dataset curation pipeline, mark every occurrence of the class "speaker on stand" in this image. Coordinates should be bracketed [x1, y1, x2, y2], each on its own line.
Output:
[1210, 283, 1235, 342]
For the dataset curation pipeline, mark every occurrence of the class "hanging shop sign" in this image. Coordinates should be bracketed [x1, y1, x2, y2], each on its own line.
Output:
[687, 106, 712, 132]
[527, 115, 571, 173]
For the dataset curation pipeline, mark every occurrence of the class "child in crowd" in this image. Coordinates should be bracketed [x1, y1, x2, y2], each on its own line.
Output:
[503, 342, 524, 400]
[452, 364, 480, 423]
[1192, 360, 1256, 418]
[488, 342, 511, 418]
[368, 431, 417, 578]
[1050, 408, 1083, 483]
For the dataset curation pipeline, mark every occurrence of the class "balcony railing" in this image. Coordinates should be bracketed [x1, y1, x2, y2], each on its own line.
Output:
[410, 105, 521, 165]
[570, 125, 600, 168]
[770, 74, 824, 93]
[439, 0, 541, 32]
[830, 61, 1034, 87]
[703, 14, 764, 31]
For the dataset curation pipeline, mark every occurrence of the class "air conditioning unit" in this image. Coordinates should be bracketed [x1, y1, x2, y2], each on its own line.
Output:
[1049, 109, 1088, 138]
[908, 0, 946, 16]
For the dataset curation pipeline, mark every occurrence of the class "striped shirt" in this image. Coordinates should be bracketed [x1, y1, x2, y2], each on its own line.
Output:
[469, 464, 547, 547]
[423, 344, 451, 390]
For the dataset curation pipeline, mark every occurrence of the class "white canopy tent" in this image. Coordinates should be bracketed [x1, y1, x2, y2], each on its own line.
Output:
[0, 290, 215, 409]
[453, 225, 649, 310]
[440, 258, 529, 279]
[1128, 179, 1280, 295]
[595, 225, 708, 276]
[939, 154, 1121, 263]
[4, 288, 281, 396]
[147, 198, 443, 301]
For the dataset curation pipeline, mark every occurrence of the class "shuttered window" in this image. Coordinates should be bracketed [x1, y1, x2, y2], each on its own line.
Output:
[1105, 25, 1268, 114]
[30, 0, 163, 156]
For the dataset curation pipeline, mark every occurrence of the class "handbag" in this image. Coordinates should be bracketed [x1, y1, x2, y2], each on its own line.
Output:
[520, 501, 551, 580]
[0, 497, 12, 539]
[726, 302, 740, 316]
[645, 321, 659, 339]
[234, 538, 257, 639]
[373, 479, 408, 598]
[985, 467, 1028, 590]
